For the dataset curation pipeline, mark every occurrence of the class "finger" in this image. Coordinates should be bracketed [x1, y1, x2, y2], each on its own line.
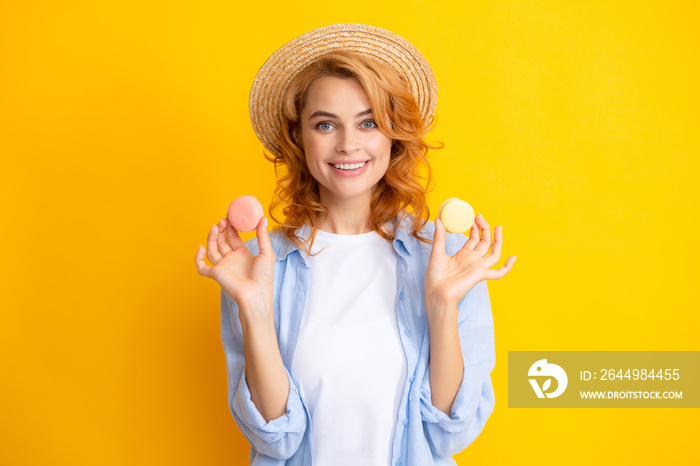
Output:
[226, 218, 245, 250]
[195, 245, 211, 277]
[206, 224, 222, 264]
[256, 216, 275, 258]
[474, 213, 492, 256]
[431, 217, 446, 259]
[483, 225, 503, 268]
[217, 218, 233, 256]
[484, 255, 517, 280]
[464, 218, 479, 250]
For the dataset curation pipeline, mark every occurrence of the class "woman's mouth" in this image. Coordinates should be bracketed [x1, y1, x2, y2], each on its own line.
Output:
[328, 160, 371, 177]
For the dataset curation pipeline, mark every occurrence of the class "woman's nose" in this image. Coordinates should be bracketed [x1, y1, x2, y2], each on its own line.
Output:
[336, 128, 360, 153]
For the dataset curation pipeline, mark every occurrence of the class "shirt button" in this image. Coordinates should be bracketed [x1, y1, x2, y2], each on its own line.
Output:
[409, 375, 415, 383]
[404, 329, 411, 337]
[399, 291, 404, 299]
[403, 418, 409, 426]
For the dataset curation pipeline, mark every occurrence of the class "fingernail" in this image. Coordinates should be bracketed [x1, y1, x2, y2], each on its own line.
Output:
[478, 213, 483, 219]
[264, 217, 268, 227]
[513, 256, 518, 263]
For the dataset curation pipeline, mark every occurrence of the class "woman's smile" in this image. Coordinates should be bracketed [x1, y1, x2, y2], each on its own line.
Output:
[327, 159, 372, 177]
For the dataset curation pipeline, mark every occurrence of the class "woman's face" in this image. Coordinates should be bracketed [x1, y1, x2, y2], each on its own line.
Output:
[298, 76, 392, 206]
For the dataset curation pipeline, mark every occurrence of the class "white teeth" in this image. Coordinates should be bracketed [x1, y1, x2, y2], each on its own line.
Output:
[332, 161, 367, 170]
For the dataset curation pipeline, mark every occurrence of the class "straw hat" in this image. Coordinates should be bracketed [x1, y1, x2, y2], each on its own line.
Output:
[248, 23, 438, 158]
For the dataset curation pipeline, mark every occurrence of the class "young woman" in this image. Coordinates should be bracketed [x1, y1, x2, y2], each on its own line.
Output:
[195, 23, 516, 466]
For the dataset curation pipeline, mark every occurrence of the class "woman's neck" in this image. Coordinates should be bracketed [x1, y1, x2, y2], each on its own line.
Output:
[317, 194, 373, 235]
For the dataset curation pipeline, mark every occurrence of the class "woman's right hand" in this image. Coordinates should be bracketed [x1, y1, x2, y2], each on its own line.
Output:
[195, 216, 275, 312]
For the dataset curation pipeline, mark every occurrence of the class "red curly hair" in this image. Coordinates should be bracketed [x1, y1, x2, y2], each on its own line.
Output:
[264, 50, 444, 255]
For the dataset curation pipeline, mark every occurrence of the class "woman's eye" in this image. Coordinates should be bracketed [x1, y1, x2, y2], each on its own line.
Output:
[315, 120, 376, 130]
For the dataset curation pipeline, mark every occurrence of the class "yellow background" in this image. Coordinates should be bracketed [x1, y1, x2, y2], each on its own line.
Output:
[1, 1, 698, 464]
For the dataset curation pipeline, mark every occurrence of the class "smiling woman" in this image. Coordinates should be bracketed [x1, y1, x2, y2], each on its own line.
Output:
[195, 23, 516, 466]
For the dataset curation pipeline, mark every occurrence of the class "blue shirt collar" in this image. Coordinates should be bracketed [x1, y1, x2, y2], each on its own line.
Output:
[274, 213, 417, 263]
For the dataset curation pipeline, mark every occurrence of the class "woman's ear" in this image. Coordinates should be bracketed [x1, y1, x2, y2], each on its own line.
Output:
[291, 126, 303, 149]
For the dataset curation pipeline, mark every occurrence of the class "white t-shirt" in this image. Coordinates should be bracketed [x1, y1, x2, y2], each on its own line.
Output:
[291, 228, 408, 466]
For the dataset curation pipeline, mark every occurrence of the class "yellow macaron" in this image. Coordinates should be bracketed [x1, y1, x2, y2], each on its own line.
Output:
[437, 198, 475, 233]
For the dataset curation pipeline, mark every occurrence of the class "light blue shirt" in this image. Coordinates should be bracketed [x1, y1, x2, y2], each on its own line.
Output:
[220, 214, 496, 465]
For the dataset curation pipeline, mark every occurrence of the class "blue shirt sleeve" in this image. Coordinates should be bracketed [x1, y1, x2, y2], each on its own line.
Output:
[418, 233, 497, 457]
[219, 239, 307, 460]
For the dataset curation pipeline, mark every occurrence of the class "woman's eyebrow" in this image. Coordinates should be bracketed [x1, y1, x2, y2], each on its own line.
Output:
[308, 109, 372, 119]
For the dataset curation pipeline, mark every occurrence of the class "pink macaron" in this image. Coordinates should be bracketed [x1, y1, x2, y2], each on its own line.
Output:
[227, 196, 264, 232]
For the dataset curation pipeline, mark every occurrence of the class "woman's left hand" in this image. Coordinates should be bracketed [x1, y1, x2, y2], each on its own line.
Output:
[425, 213, 517, 310]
